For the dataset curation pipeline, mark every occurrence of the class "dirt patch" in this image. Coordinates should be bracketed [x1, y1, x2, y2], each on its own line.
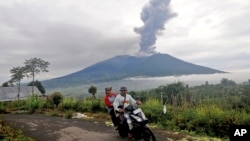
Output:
[55, 126, 119, 141]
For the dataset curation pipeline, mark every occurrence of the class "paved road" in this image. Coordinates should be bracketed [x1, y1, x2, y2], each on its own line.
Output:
[0, 114, 167, 141]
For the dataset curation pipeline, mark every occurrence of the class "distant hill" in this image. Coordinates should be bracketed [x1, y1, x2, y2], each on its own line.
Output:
[42, 53, 225, 88]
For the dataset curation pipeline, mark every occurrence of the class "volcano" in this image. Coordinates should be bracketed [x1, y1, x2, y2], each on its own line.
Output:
[42, 53, 225, 88]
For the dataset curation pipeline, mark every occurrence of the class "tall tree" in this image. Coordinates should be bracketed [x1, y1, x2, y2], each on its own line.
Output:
[24, 57, 50, 94]
[9, 66, 26, 100]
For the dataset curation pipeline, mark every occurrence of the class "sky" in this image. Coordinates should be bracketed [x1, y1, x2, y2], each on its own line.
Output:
[1, 0, 250, 85]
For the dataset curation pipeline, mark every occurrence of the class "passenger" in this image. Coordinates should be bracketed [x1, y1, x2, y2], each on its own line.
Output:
[103, 87, 119, 128]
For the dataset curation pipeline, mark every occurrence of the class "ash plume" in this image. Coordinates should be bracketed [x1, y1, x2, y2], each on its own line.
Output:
[134, 0, 177, 55]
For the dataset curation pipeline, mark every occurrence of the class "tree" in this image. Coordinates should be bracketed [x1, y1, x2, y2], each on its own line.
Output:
[220, 78, 236, 86]
[2, 81, 13, 87]
[27, 80, 46, 94]
[50, 92, 63, 107]
[24, 57, 50, 94]
[2, 82, 9, 87]
[158, 82, 185, 105]
[9, 66, 26, 100]
[88, 85, 97, 99]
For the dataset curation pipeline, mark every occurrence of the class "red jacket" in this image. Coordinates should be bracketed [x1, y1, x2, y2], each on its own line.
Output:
[104, 93, 117, 108]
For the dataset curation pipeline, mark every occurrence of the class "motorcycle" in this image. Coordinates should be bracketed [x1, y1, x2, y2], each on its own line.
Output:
[116, 105, 156, 141]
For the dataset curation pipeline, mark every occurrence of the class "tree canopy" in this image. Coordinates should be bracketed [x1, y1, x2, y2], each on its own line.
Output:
[9, 66, 26, 100]
[28, 80, 46, 94]
[24, 57, 50, 93]
[88, 85, 97, 99]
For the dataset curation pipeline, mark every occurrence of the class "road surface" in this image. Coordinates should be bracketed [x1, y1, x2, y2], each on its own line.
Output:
[0, 114, 168, 141]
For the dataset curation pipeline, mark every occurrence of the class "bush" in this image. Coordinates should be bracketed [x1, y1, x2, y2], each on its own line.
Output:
[169, 103, 250, 137]
[3, 100, 27, 111]
[64, 110, 74, 119]
[78, 98, 105, 112]
[0, 119, 35, 140]
[0, 102, 6, 113]
[140, 98, 162, 123]
[26, 94, 45, 113]
[61, 97, 78, 110]
[49, 92, 63, 108]
[78, 98, 93, 112]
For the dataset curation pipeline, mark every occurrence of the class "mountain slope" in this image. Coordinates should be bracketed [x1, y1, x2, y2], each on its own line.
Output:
[42, 53, 225, 88]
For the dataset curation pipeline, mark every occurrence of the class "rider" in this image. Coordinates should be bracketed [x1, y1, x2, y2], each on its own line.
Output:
[113, 86, 141, 138]
[103, 86, 119, 128]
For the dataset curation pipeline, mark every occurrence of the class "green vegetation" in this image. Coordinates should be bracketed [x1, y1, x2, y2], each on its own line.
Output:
[88, 85, 97, 99]
[28, 80, 46, 94]
[0, 78, 250, 140]
[133, 78, 250, 138]
[0, 119, 34, 141]
[49, 92, 63, 108]
[26, 94, 45, 113]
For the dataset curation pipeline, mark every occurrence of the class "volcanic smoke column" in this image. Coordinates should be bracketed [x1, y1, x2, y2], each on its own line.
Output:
[134, 0, 177, 55]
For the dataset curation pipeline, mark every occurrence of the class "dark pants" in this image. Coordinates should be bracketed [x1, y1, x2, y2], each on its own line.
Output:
[110, 109, 119, 126]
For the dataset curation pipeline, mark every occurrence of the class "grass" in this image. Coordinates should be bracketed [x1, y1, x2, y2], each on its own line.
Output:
[0, 119, 35, 141]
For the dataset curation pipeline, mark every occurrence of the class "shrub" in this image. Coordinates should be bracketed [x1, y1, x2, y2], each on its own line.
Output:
[3, 100, 27, 111]
[0, 119, 35, 140]
[61, 97, 78, 110]
[26, 94, 45, 113]
[0, 102, 6, 113]
[140, 98, 162, 123]
[78, 98, 105, 112]
[64, 110, 74, 119]
[49, 92, 63, 108]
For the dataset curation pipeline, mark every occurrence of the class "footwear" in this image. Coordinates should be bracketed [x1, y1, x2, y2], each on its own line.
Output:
[128, 133, 133, 138]
[115, 126, 118, 130]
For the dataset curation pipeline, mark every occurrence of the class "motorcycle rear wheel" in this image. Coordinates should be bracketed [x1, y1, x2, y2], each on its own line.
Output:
[117, 123, 129, 138]
[142, 128, 156, 141]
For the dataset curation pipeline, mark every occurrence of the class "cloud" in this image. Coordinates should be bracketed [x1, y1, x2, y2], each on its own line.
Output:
[156, 0, 250, 71]
[0, 0, 141, 84]
[0, 0, 250, 84]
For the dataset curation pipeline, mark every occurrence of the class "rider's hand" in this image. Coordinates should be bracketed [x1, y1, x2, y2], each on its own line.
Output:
[136, 101, 142, 105]
[119, 108, 124, 113]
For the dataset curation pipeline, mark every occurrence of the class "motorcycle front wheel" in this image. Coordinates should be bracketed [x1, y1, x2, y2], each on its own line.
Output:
[142, 128, 156, 141]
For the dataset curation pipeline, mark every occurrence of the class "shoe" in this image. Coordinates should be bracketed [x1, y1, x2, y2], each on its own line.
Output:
[128, 133, 133, 138]
[115, 126, 118, 130]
